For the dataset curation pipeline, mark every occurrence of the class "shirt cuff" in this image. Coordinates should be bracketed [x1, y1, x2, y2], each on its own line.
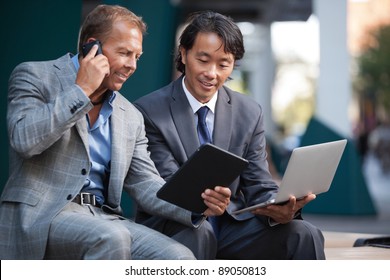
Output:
[191, 213, 207, 228]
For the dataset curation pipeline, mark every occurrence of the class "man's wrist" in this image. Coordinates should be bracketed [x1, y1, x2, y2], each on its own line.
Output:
[191, 213, 207, 227]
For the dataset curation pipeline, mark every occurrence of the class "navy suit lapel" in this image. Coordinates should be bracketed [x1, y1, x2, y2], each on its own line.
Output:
[213, 87, 233, 150]
[170, 78, 200, 158]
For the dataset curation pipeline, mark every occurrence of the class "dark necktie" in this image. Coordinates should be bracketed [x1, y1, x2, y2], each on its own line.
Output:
[197, 106, 219, 236]
[197, 106, 212, 145]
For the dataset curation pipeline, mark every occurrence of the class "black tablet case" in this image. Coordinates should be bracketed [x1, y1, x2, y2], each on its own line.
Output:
[157, 143, 249, 213]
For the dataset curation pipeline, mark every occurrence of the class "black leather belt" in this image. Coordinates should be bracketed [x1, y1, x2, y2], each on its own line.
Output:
[72, 192, 99, 207]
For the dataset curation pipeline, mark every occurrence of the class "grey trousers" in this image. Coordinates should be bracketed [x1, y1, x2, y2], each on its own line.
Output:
[139, 214, 217, 260]
[45, 202, 195, 260]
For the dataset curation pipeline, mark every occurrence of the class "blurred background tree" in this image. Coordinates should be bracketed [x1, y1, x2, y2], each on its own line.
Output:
[355, 24, 390, 123]
[354, 24, 390, 173]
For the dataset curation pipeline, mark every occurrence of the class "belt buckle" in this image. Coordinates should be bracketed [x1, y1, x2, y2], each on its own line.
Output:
[80, 192, 95, 206]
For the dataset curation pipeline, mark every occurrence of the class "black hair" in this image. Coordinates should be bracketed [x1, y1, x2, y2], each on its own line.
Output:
[175, 10, 245, 74]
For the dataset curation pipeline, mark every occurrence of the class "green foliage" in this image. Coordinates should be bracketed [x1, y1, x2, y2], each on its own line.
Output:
[356, 25, 390, 119]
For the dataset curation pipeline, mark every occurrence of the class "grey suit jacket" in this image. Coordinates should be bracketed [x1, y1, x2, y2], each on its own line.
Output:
[134, 76, 279, 223]
[0, 54, 193, 259]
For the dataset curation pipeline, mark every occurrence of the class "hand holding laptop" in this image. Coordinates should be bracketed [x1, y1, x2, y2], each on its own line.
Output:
[232, 139, 347, 215]
[251, 193, 317, 224]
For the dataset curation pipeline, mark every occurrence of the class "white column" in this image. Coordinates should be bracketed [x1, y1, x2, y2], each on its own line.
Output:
[245, 24, 276, 135]
[314, 0, 352, 137]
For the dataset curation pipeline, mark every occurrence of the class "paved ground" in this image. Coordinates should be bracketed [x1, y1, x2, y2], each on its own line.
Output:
[304, 151, 390, 234]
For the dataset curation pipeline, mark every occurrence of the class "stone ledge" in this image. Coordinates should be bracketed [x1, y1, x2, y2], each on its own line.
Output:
[323, 231, 390, 260]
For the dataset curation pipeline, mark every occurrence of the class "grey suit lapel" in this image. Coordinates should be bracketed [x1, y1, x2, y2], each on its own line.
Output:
[53, 53, 78, 88]
[213, 87, 233, 150]
[53, 54, 90, 151]
[170, 79, 200, 158]
[75, 120, 89, 151]
[107, 98, 127, 204]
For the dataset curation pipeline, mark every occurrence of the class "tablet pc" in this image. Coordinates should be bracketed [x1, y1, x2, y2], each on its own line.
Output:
[157, 143, 249, 213]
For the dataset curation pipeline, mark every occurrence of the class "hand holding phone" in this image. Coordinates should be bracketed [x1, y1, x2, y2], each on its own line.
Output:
[82, 40, 103, 57]
[77, 39, 108, 96]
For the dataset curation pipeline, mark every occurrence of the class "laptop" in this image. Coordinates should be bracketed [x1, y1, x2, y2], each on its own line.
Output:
[232, 139, 347, 215]
[157, 143, 249, 213]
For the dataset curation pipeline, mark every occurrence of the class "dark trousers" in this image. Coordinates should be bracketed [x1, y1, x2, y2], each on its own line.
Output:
[139, 212, 325, 260]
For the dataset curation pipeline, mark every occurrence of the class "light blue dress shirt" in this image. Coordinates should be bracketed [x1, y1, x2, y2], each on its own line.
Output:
[71, 54, 116, 205]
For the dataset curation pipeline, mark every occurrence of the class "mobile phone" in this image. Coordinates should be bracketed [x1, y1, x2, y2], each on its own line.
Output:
[81, 40, 103, 57]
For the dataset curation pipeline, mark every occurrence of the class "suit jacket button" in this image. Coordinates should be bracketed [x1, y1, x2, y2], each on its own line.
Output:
[66, 194, 72, 200]
[81, 169, 87, 175]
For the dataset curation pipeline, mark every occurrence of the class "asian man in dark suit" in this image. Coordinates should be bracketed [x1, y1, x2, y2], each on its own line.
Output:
[134, 10, 325, 259]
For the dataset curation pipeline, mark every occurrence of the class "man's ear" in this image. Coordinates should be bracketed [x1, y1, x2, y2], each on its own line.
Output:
[179, 46, 186, 65]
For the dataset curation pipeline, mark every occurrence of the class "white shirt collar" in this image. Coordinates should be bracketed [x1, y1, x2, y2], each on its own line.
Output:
[182, 76, 218, 114]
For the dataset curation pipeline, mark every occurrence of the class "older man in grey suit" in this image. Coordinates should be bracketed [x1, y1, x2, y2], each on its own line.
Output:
[0, 5, 230, 260]
[134, 11, 325, 259]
